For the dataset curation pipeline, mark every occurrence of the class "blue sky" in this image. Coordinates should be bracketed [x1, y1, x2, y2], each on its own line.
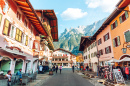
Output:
[30, 0, 119, 36]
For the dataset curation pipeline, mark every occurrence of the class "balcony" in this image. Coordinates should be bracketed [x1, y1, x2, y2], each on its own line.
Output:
[52, 56, 68, 58]
[52, 61, 73, 63]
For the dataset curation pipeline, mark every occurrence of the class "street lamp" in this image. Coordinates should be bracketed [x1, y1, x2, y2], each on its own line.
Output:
[121, 42, 130, 54]
[96, 53, 100, 76]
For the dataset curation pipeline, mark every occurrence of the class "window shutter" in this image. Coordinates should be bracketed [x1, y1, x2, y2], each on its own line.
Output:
[101, 49, 103, 55]
[104, 35, 105, 41]
[113, 39, 116, 47]
[117, 36, 121, 46]
[119, 16, 122, 23]
[108, 33, 109, 39]
[125, 31, 130, 42]
[115, 20, 118, 27]
[125, 11, 128, 19]
[0, 14, 2, 25]
[105, 48, 106, 54]
[109, 46, 111, 53]
[111, 24, 113, 30]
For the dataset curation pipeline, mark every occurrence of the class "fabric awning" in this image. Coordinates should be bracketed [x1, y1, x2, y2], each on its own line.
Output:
[107, 58, 121, 63]
[120, 57, 130, 62]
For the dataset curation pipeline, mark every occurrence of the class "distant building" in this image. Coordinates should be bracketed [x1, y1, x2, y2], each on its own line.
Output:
[79, 36, 98, 72]
[52, 48, 76, 67]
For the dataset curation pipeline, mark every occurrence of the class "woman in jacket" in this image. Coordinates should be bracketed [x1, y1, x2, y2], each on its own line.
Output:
[59, 65, 62, 74]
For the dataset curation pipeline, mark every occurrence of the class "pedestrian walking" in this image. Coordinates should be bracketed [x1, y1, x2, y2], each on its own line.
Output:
[56, 65, 58, 73]
[5, 70, 12, 86]
[86, 65, 89, 71]
[125, 65, 129, 80]
[59, 65, 62, 74]
[72, 65, 74, 73]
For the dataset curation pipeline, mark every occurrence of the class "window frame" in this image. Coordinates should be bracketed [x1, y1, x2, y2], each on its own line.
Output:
[15, 28, 22, 42]
[3, 19, 11, 36]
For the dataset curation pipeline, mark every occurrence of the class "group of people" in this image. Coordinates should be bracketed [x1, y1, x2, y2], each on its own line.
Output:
[52, 65, 62, 74]
[5, 69, 22, 86]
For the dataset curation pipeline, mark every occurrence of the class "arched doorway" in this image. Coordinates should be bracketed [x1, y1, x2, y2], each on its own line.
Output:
[119, 55, 130, 66]
[14, 59, 23, 73]
[0, 57, 11, 75]
[25, 60, 31, 73]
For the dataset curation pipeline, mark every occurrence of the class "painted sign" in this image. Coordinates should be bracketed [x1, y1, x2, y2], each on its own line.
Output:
[113, 69, 125, 84]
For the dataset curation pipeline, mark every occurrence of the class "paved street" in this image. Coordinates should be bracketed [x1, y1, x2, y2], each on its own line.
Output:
[42, 68, 94, 86]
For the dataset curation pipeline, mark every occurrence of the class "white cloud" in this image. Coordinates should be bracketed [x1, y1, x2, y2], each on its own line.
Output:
[86, 0, 120, 13]
[61, 8, 87, 20]
[55, 12, 59, 15]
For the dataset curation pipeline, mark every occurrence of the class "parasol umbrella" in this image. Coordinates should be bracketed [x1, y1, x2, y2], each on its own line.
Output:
[120, 57, 130, 62]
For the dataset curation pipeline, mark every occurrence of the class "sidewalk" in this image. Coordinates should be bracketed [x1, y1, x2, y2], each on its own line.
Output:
[14, 72, 53, 86]
[76, 70, 130, 86]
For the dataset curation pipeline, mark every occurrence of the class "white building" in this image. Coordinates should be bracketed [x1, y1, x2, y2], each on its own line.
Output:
[52, 48, 76, 67]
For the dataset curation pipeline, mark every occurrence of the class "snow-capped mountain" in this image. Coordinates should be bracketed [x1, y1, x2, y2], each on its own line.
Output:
[53, 18, 106, 55]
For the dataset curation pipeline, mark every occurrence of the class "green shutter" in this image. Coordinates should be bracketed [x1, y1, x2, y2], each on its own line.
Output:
[119, 16, 122, 23]
[125, 31, 130, 42]
[115, 20, 118, 27]
[111, 24, 113, 30]
[117, 36, 121, 46]
[113, 39, 116, 47]
[125, 11, 128, 19]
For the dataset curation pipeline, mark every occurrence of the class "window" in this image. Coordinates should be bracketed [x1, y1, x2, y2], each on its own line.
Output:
[99, 49, 103, 56]
[17, 12, 21, 21]
[104, 33, 109, 41]
[0, 13, 2, 25]
[119, 11, 128, 23]
[25, 35, 28, 46]
[88, 46, 90, 51]
[105, 46, 111, 54]
[91, 53, 93, 58]
[86, 56, 87, 59]
[88, 54, 90, 59]
[3, 19, 11, 36]
[113, 36, 121, 47]
[125, 31, 130, 42]
[10, 25, 14, 38]
[111, 20, 118, 30]
[15, 28, 22, 42]
[98, 38, 102, 45]
[94, 52, 97, 57]
[24, 19, 27, 27]
[95, 42, 97, 47]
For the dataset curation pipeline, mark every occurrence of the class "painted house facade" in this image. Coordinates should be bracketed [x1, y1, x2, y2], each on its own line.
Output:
[92, 25, 114, 66]
[52, 48, 76, 67]
[0, 0, 58, 75]
[103, 0, 130, 66]
[79, 36, 98, 72]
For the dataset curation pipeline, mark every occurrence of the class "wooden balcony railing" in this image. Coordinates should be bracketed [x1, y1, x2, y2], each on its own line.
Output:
[52, 56, 68, 58]
[52, 61, 73, 63]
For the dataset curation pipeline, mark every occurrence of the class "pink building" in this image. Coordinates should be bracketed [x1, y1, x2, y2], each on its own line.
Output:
[92, 25, 114, 66]
[0, 0, 58, 75]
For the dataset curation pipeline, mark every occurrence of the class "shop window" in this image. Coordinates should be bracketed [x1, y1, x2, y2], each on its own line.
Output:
[3, 19, 11, 36]
[98, 38, 102, 45]
[0, 13, 2, 26]
[15, 28, 22, 42]
[113, 36, 121, 47]
[104, 33, 109, 41]
[25, 35, 28, 46]
[17, 11, 21, 21]
[125, 30, 130, 42]
[24, 19, 28, 27]
[105, 46, 111, 54]
[111, 20, 118, 30]
[119, 11, 128, 23]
